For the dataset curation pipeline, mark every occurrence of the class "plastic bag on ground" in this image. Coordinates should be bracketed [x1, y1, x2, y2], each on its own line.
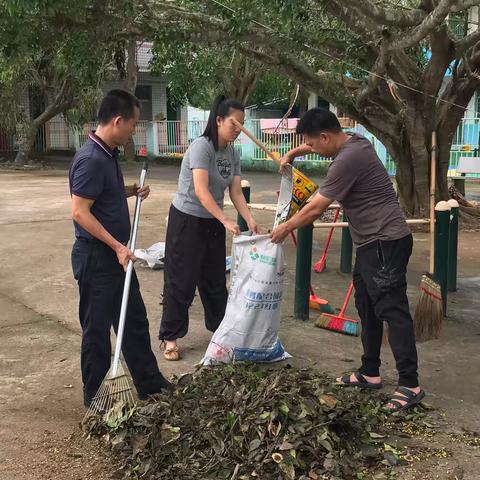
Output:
[134, 242, 166, 269]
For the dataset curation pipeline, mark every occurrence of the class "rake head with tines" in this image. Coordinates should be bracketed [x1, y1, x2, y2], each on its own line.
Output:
[83, 362, 136, 422]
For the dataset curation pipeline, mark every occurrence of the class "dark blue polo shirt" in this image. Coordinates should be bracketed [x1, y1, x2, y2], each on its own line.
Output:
[69, 133, 131, 244]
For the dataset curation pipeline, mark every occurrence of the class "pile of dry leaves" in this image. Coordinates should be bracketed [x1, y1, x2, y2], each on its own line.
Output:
[84, 364, 427, 480]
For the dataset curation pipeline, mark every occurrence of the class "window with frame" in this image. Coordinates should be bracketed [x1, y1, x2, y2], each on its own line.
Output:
[135, 85, 152, 121]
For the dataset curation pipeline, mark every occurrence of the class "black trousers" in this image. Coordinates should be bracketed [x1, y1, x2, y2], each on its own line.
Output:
[71, 238, 166, 405]
[354, 234, 419, 388]
[159, 205, 228, 341]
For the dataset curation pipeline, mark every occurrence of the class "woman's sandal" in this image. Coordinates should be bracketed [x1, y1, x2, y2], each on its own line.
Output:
[336, 371, 383, 390]
[386, 386, 426, 413]
[161, 341, 181, 361]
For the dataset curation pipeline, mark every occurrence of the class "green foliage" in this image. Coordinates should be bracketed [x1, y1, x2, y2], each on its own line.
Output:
[247, 72, 293, 107]
[0, 0, 122, 132]
[149, 37, 225, 109]
[150, 35, 294, 109]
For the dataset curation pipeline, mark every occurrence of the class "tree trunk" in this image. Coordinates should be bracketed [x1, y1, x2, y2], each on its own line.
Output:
[223, 54, 258, 104]
[124, 37, 138, 162]
[386, 139, 430, 217]
[357, 101, 456, 218]
[13, 122, 36, 166]
[14, 82, 73, 166]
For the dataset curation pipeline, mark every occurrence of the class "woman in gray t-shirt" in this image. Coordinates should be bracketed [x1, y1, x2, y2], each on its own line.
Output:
[159, 95, 259, 361]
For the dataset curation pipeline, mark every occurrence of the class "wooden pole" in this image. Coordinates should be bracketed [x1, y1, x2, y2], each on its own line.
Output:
[231, 118, 281, 165]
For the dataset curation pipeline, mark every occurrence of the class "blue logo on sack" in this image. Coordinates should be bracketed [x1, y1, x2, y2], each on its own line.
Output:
[244, 289, 282, 311]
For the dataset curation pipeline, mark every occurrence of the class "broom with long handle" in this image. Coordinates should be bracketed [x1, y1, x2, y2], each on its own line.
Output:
[314, 207, 341, 273]
[231, 118, 318, 222]
[231, 118, 281, 165]
[414, 132, 443, 341]
[315, 281, 359, 336]
[84, 161, 149, 420]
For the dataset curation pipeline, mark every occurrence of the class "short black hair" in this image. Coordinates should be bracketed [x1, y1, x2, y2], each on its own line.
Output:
[296, 108, 342, 135]
[98, 89, 140, 125]
[203, 95, 245, 150]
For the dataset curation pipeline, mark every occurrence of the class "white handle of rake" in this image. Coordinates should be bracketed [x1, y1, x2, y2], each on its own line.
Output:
[112, 161, 149, 377]
[231, 118, 281, 165]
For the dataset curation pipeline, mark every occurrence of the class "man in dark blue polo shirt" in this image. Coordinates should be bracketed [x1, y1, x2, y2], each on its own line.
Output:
[69, 89, 170, 407]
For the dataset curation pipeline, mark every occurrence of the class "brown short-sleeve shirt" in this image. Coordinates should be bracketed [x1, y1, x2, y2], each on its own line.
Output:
[318, 134, 410, 247]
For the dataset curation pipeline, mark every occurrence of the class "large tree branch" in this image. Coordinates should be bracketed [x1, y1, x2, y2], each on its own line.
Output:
[422, 28, 455, 116]
[356, 44, 391, 107]
[455, 26, 480, 54]
[451, 0, 480, 12]
[321, 0, 381, 40]
[344, 0, 427, 27]
[388, 0, 457, 51]
[437, 76, 480, 127]
[387, 50, 423, 88]
[139, 0, 226, 30]
[238, 45, 360, 111]
[33, 78, 73, 127]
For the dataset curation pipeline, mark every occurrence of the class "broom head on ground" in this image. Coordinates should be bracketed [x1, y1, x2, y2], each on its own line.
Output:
[309, 294, 335, 314]
[315, 312, 359, 336]
[414, 273, 443, 342]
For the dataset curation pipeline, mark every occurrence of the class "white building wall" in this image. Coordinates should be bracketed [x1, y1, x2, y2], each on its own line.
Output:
[102, 72, 167, 120]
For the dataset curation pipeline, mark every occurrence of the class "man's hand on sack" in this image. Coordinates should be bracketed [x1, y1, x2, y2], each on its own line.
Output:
[270, 222, 291, 244]
[279, 153, 294, 174]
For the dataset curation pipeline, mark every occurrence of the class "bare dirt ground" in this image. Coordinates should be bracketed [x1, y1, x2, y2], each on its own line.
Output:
[0, 161, 479, 479]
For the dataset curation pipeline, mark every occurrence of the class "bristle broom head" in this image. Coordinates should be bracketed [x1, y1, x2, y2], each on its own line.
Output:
[310, 300, 335, 314]
[309, 295, 335, 314]
[414, 274, 443, 342]
[319, 303, 336, 314]
[315, 313, 359, 336]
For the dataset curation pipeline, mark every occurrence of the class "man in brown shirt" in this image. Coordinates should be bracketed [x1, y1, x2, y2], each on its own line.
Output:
[271, 108, 425, 412]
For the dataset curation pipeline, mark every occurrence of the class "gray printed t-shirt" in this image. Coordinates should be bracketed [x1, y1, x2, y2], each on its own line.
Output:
[318, 134, 410, 247]
[172, 136, 241, 218]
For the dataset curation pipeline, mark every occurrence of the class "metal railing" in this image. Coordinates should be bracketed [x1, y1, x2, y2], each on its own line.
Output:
[153, 119, 366, 164]
[1, 117, 480, 178]
[45, 119, 70, 150]
[78, 121, 148, 155]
